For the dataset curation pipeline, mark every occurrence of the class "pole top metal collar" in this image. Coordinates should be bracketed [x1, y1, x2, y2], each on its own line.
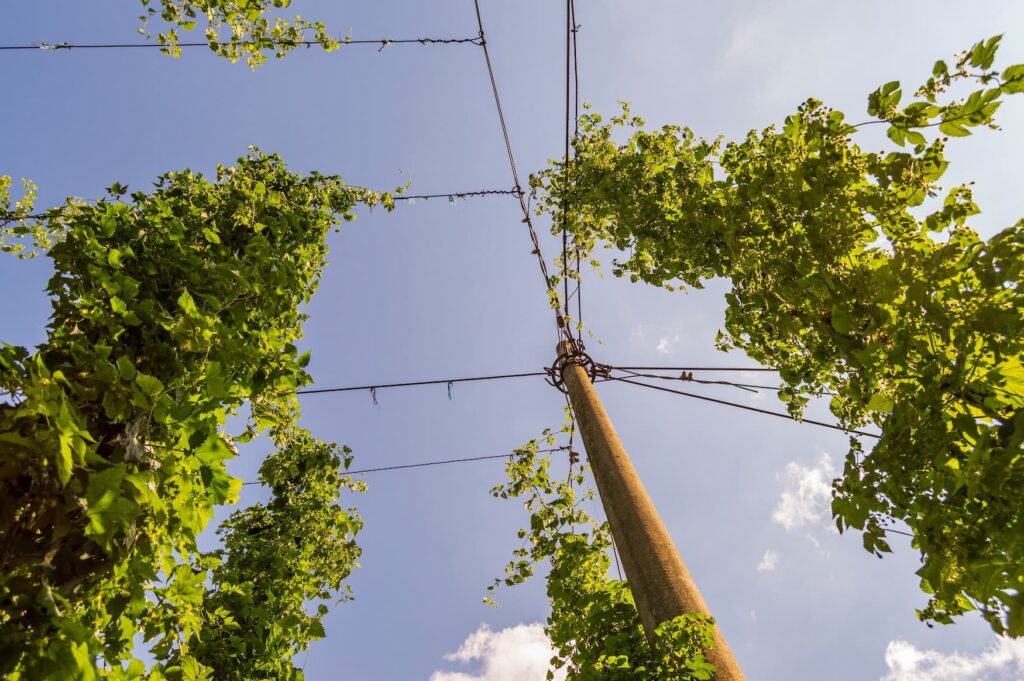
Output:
[547, 339, 610, 393]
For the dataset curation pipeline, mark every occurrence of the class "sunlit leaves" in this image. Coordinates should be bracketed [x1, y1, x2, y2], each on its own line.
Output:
[138, 0, 340, 67]
[191, 422, 363, 679]
[491, 435, 716, 679]
[0, 150, 381, 676]
[533, 38, 1024, 636]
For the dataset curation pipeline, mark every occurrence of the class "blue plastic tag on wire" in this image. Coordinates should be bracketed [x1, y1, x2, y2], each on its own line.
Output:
[447, 381, 453, 400]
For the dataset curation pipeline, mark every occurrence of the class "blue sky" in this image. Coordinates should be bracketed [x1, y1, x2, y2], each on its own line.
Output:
[3, 2, 1024, 679]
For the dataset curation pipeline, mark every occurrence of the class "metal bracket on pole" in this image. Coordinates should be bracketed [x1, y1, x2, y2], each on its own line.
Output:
[545, 339, 611, 394]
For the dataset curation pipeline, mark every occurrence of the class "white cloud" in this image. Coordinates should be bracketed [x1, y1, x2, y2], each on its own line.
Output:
[772, 454, 836, 530]
[756, 549, 780, 572]
[655, 334, 681, 354]
[629, 323, 689, 356]
[881, 637, 1024, 681]
[430, 623, 566, 681]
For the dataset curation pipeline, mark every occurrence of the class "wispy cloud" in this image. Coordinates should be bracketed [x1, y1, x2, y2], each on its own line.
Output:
[756, 549, 780, 572]
[629, 323, 689, 356]
[656, 334, 682, 355]
[881, 637, 1024, 681]
[772, 454, 835, 530]
[430, 623, 566, 681]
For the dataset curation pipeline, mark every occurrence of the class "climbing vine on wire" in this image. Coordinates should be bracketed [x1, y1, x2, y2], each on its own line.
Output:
[188, 411, 364, 681]
[532, 36, 1024, 636]
[487, 427, 716, 680]
[0, 150, 386, 677]
[138, 0, 338, 66]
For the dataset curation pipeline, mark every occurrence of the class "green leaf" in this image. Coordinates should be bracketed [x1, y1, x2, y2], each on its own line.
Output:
[866, 393, 894, 412]
[830, 306, 857, 335]
[116, 355, 137, 381]
[905, 130, 926, 147]
[307, 620, 326, 639]
[56, 432, 74, 486]
[939, 119, 971, 137]
[969, 35, 1001, 70]
[135, 372, 164, 397]
[178, 289, 198, 315]
[1002, 64, 1024, 94]
[85, 464, 138, 547]
[196, 433, 233, 465]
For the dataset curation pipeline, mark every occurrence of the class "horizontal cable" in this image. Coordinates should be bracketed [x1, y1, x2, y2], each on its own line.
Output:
[0, 37, 482, 52]
[613, 365, 779, 372]
[391, 188, 519, 202]
[242, 446, 570, 483]
[1, 188, 520, 225]
[296, 371, 546, 396]
[344, 446, 569, 475]
[611, 368, 837, 396]
[610, 377, 880, 438]
[612, 369, 778, 394]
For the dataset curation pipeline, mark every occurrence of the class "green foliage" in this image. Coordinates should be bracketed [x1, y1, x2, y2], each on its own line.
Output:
[0, 151, 382, 677]
[187, 416, 364, 681]
[532, 37, 1024, 636]
[489, 434, 715, 680]
[138, 0, 340, 67]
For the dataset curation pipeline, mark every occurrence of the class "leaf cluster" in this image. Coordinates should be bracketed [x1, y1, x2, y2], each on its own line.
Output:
[531, 37, 1024, 636]
[187, 417, 364, 680]
[137, 0, 340, 67]
[0, 150, 379, 677]
[488, 431, 716, 680]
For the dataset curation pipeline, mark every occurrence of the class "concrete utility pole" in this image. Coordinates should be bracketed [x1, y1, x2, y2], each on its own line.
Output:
[556, 341, 746, 681]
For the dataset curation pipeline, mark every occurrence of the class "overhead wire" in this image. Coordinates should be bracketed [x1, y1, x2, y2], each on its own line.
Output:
[613, 368, 773, 394]
[560, 0, 584, 338]
[285, 365, 859, 440]
[239, 446, 572, 485]
[0, 36, 483, 52]
[561, 0, 583, 508]
[570, 0, 583, 332]
[10, 5, 879, 487]
[562, 0, 620, 576]
[612, 368, 837, 396]
[561, 0, 572, 331]
[4, 6, 907, 577]
[391, 188, 519, 202]
[609, 377, 880, 438]
[472, 0, 571, 345]
[295, 371, 547, 396]
[1, 188, 521, 226]
[614, 365, 779, 372]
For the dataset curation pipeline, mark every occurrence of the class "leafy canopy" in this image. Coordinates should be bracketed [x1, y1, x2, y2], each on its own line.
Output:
[0, 151, 385, 678]
[532, 36, 1024, 636]
[138, 0, 339, 67]
[488, 428, 716, 680]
